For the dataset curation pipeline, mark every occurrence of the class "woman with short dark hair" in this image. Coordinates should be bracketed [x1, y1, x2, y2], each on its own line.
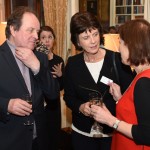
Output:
[63, 12, 135, 150]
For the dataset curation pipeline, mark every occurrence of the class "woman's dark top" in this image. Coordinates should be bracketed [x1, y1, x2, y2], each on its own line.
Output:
[44, 54, 64, 150]
[64, 49, 135, 134]
[44, 53, 64, 111]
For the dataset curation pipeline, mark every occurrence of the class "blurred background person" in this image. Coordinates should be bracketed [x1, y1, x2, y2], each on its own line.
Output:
[91, 19, 150, 150]
[108, 26, 118, 34]
[37, 25, 64, 150]
[63, 12, 135, 150]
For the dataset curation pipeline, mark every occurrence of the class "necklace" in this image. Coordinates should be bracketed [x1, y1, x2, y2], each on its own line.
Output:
[135, 64, 150, 74]
[84, 54, 95, 62]
[84, 49, 103, 62]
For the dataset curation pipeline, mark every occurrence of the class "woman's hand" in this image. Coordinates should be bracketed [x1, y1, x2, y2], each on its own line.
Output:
[51, 62, 63, 78]
[79, 102, 92, 117]
[90, 104, 116, 126]
[109, 82, 122, 102]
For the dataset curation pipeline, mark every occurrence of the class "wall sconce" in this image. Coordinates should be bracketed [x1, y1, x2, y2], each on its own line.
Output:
[0, 22, 6, 45]
[0, 0, 6, 45]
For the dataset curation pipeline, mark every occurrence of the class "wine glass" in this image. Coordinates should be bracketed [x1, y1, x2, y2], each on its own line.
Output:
[22, 94, 33, 126]
[89, 92, 103, 138]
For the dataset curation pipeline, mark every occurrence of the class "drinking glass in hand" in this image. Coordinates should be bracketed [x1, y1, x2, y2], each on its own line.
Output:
[89, 92, 103, 138]
[22, 94, 33, 126]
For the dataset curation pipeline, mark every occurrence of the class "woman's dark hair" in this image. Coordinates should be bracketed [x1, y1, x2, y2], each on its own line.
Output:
[5, 6, 37, 39]
[119, 19, 150, 66]
[108, 26, 117, 33]
[38, 25, 55, 39]
[70, 12, 104, 51]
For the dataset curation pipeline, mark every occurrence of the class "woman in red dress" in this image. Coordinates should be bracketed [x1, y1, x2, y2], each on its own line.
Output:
[91, 19, 150, 150]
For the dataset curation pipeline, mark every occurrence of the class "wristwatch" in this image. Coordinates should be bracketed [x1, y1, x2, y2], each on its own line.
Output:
[112, 119, 121, 130]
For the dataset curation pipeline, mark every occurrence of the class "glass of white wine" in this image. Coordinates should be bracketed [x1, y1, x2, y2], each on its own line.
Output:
[22, 94, 33, 126]
[89, 92, 103, 138]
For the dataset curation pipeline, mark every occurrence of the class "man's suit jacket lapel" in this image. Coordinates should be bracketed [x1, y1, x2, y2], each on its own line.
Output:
[1, 42, 29, 93]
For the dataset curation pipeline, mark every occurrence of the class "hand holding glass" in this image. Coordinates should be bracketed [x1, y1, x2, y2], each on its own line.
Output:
[89, 92, 103, 138]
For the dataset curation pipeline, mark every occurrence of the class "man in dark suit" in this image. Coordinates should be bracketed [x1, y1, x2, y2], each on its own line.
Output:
[0, 6, 59, 150]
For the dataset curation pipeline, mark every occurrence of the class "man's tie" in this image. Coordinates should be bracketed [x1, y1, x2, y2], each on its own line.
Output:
[20, 62, 32, 95]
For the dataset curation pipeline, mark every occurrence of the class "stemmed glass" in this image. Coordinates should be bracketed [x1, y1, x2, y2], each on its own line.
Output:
[89, 92, 103, 138]
[22, 94, 33, 126]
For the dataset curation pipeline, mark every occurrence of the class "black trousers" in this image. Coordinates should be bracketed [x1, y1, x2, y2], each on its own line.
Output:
[32, 138, 39, 150]
[72, 130, 112, 150]
[44, 100, 61, 150]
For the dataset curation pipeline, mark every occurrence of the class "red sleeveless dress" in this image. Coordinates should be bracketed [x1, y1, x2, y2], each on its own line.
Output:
[111, 69, 150, 150]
